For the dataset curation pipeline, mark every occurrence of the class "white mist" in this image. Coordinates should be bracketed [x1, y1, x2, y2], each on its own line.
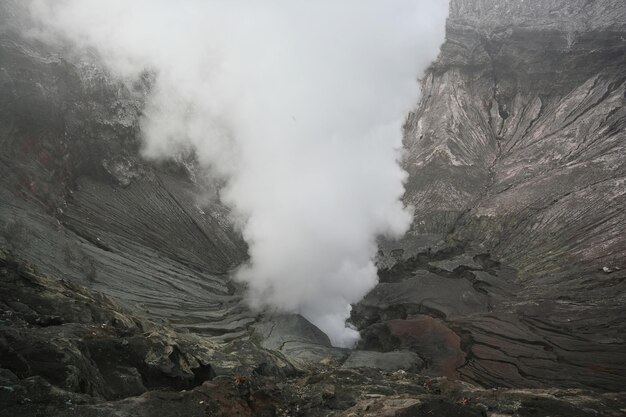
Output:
[30, 0, 449, 347]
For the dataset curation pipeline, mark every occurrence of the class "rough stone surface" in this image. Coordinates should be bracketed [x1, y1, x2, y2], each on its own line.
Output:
[403, 0, 626, 274]
[1, 0, 625, 415]
[0, 1, 252, 345]
[341, 351, 423, 373]
[253, 314, 348, 364]
[363, 0, 626, 393]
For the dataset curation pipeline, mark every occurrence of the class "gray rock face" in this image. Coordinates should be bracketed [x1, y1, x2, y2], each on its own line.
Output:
[404, 0, 626, 272]
[357, 0, 626, 393]
[253, 314, 348, 364]
[356, 247, 626, 391]
[359, 270, 489, 318]
[0, 1, 252, 343]
[1, 0, 626, 415]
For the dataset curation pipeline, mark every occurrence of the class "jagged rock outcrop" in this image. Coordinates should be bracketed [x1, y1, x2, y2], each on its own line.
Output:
[364, 0, 626, 393]
[404, 0, 625, 266]
[3, 255, 625, 416]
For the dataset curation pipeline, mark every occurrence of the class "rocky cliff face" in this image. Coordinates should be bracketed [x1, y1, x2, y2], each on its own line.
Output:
[1, 0, 625, 416]
[365, 0, 626, 391]
[0, 1, 253, 342]
[404, 0, 625, 272]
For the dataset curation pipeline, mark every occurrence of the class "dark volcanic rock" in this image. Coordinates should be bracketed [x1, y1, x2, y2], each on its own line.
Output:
[0, 256, 296, 414]
[0, 1, 252, 344]
[1, 0, 626, 415]
[5, 255, 625, 416]
[357, 270, 489, 318]
[341, 350, 423, 373]
[356, 0, 626, 394]
[403, 0, 626, 274]
[253, 314, 348, 364]
[360, 246, 626, 391]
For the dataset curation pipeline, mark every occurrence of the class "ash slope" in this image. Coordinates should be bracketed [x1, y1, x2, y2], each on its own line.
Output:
[0, 0, 252, 341]
[1, 0, 625, 416]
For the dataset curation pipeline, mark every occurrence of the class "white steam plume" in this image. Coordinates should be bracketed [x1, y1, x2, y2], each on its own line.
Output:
[30, 0, 448, 347]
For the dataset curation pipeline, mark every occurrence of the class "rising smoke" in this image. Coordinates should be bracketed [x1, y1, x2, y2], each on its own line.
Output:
[29, 0, 449, 347]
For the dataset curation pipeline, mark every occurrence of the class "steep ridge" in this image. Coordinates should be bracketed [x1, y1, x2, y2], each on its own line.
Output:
[361, 0, 626, 392]
[0, 1, 251, 339]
